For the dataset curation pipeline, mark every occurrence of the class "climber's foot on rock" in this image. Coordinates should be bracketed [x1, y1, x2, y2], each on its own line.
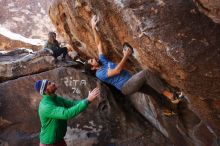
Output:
[171, 91, 184, 104]
[163, 90, 184, 104]
[163, 108, 176, 116]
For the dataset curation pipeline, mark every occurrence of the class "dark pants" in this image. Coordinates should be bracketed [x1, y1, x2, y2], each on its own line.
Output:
[121, 69, 166, 95]
[53, 47, 68, 59]
[39, 139, 67, 146]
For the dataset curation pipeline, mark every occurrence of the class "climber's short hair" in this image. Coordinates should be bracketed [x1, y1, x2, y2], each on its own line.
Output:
[84, 61, 96, 76]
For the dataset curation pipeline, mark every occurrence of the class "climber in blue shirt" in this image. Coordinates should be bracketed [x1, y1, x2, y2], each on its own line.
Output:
[96, 54, 132, 91]
[84, 15, 183, 106]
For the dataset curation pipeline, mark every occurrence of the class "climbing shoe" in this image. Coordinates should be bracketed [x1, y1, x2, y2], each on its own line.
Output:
[171, 91, 184, 104]
[163, 109, 176, 116]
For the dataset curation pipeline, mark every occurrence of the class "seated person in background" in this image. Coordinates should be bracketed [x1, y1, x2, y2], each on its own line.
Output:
[84, 16, 183, 106]
[44, 32, 68, 61]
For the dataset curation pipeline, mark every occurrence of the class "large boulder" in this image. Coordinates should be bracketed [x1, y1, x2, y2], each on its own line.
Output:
[194, 0, 220, 24]
[0, 34, 42, 51]
[0, 67, 171, 146]
[0, 49, 56, 82]
[129, 92, 220, 146]
[48, 0, 220, 145]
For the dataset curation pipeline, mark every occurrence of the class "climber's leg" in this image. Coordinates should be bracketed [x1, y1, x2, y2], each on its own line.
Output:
[141, 69, 166, 94]
[143, 69, 183, 104]
[121, 69, 183, 104]
[121, 69, 165, 95]
[121, 70, 147, 95]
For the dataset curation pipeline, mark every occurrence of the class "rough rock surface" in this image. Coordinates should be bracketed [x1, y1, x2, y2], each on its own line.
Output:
[129, 91, 220, 146]
[0, 0, 54, 40]
[0, 49, 56, 82]
[0, 34, 42, 51]
[194, 0, 220, 24]
[0, 67, 172, 146]
[49, 0, 220, 145]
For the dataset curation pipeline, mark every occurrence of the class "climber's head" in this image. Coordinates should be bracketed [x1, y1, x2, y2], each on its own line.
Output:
[84, 58, 101, 76]
[48, 31, 56, 43]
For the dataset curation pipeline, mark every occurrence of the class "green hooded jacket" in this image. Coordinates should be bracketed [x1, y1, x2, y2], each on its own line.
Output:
[38, 94, 89, 144]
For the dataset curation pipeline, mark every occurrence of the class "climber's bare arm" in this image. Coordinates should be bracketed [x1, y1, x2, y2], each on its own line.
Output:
[91, 15, 103, 55]
[107, 49, 132, 77]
